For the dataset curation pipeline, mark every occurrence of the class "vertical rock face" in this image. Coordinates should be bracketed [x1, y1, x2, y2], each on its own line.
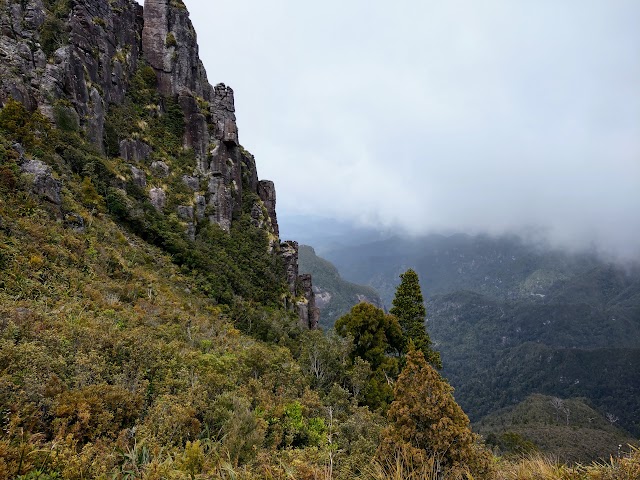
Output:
[281, 241, 320, 329]
[141, 1, 245, 232]
[281, 241, 300, 295]
[0, 0, 143, 149]
[258, 180, 279, 238]
[297, 274, 320, 329]
[0, 0, 318, 329]
[142, 0, 212, 100]
[211, 84, 238, 145]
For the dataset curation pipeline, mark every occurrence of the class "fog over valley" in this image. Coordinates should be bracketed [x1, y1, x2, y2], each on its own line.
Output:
[136, 0, 640, 259]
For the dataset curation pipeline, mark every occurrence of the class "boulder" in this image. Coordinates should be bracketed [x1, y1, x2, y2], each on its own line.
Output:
[149, 187, 166, 211]
[20, 159, 61, 205]
[130, 165, 147, 188]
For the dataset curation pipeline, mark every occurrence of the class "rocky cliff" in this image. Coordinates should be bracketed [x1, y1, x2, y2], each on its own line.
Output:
[0, 0, 317, 327]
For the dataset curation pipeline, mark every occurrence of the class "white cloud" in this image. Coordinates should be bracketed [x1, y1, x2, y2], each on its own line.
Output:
[153, 0, 640, 258]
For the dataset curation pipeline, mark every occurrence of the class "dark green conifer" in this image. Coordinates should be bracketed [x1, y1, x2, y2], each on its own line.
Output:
[390, 269, 442, 368]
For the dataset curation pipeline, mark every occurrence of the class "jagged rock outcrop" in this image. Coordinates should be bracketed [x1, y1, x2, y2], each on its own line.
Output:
[0, 0, 318, 328]
[20, 158, 61, 205]
[120, 140, 152, 163]
[258, 180, 279, 238]
[297, 274, 320, 329]
[142, 0, 212, 100]
[0, 0, 143, 149]
[281, 241, 320, 329]
[281, 241, 300, 294]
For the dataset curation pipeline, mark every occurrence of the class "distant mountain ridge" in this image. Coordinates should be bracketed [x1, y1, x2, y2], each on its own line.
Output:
[322, 233, 640, 436]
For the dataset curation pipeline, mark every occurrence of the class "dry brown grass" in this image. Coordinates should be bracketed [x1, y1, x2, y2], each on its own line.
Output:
[494, 446, 640, 480]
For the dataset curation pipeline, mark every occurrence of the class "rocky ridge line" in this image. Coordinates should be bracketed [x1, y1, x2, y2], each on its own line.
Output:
[0, 0, 317, 327]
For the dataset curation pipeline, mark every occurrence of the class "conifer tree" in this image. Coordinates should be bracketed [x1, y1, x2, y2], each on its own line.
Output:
[389, 269, 441, 368]
[379, 347, 491, 477]
[335, 302, 404, 409]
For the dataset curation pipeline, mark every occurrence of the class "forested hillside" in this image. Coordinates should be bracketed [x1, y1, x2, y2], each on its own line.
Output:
[324, 234, 640, 442]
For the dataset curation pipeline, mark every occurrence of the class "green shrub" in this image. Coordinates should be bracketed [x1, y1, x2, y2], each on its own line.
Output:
[53, 102, 78, 132]
[39, 16, 68, 57]
[165, 32, 177, 48]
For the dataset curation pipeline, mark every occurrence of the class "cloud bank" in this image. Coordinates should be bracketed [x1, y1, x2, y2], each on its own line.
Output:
[141, 0, 640, 259]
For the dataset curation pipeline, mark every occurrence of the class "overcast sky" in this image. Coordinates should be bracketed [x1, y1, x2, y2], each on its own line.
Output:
[139, 0, 640, 259]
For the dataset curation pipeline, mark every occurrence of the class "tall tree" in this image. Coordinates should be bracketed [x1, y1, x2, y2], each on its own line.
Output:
[389, 269, 441, 368]
[335, 302, 403, 409]
[379, 348, 491, 477]
[335, 302, 402, 372]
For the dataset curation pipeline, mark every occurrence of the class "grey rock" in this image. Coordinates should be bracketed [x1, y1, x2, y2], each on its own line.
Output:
[194, 194, 206, 220]
[182, 175, 199, 191]
[281, 241, 299, 296]
[258, 180, 279, 237]
[250, 201, 267, 230]
[87, 87, 105, 151]
[120, 140, 151, 163]
[149, 187, 166, 211]
[177, 205, 194, 221]
[212, 83, 238, 145]
[207, 176, 232, 231]
[186, 222, 196, 241]
[241, 150, 259, 193]
[297, 274, 320, 329]
[20, 159, 61, 205]
[0, 0, 143, 148]
[151, 160, 170, 178]
[179, 93, 209, 161]
[142, 0, 212, 100]
[130, 165, 147, 188]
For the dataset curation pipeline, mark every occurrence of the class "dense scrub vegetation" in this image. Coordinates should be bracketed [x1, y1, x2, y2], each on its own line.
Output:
[1, 66, 636, 480]
[0, 89, 493, 478]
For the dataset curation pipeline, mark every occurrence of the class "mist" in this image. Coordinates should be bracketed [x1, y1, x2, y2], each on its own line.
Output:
[138, 0, 640, 260]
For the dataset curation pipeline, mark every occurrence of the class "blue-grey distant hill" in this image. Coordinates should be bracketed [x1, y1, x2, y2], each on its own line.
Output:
[321, 232, 640, 437]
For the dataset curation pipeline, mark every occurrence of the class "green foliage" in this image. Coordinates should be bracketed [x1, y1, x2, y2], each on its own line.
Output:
[52, 101, 78, 133]
[0, 134, 19, 191]
[379, 348, 492, 478]
[0, 99, 53, 150]
[206, 392, 266, 464]
[165, 32, 177, 47]
[52, 384, 143, 442]
[485, 431, 538, 457]
[325, 234, 640, 438]
[39, 15, 68, 57]
[336, 303, 402, 372]
[478, 394, 637, 462]
[390, 269, 441, 368]
[336, 303, 403, 410]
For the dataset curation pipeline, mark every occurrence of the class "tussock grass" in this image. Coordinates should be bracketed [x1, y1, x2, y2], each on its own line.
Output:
[495, 446, 640, 480]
